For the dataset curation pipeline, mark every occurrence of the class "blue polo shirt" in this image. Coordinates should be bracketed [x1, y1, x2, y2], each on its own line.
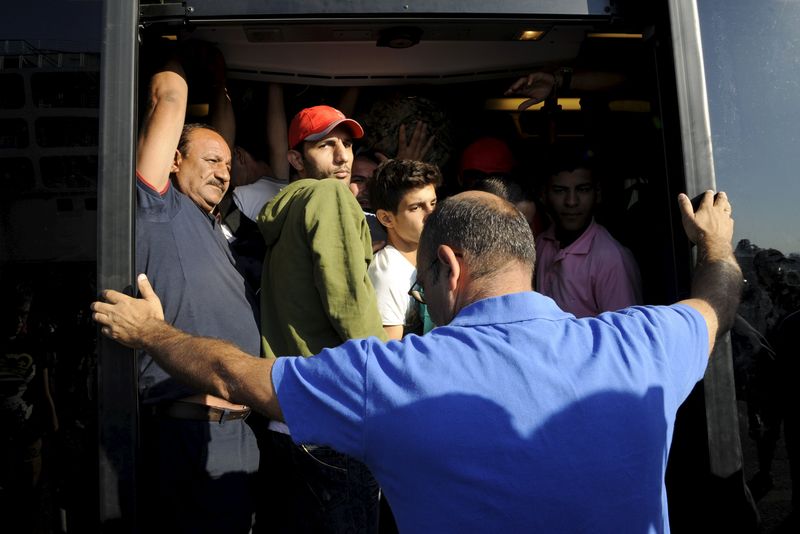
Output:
[136, 174, 261, 403]
[272, 291, 709, 533]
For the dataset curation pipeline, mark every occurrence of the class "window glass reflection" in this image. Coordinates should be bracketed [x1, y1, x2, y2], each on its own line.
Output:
[699, 1, 800, 527]
[0, 73, 25, 108]
[32, 72, 100, 109]
[1, 2, 102, 531]
[35, 117, 98, 148]
[0, 119, 29, 148]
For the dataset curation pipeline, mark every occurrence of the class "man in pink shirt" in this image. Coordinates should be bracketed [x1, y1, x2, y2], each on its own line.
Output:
[535, 148, 642, 317]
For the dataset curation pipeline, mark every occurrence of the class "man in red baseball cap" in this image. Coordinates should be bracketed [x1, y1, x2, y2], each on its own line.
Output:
[458, 136, 516, 189]
[257, 104, 386, 533]
[286, 105, 365, 184]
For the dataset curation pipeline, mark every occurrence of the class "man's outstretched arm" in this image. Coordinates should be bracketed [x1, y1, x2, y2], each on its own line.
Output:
[676, 190, 743, 355]
[92, 274, 284, 420]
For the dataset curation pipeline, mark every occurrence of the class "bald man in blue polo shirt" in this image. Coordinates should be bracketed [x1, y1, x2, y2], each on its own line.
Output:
[94, 189, 741, 533]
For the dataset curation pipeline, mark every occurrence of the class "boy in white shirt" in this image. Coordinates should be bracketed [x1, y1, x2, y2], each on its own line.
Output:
[367, 159, 442, 339]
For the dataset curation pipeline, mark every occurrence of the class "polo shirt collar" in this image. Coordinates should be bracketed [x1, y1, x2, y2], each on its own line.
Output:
[449, 291, 573, 327]
[540, 219, 598, 255]
[198, 201, 219, 227]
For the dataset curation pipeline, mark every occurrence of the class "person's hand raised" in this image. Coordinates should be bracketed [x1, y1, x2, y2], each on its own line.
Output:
[505, 72, 557, 111]
[678, 190, 735, 261]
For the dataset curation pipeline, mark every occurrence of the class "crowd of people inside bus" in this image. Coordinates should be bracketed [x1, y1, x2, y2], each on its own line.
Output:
[9, 34, 797, 532]
[82, 38, 749, 534]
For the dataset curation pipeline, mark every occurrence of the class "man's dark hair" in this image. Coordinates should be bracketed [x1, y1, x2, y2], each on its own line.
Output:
[177, 123, 224, 157]
[545, 144, 596, 179]
[470, 176, 525, 204]
[418, 193, 536, 282]
[368, 159, 442, 213]
[354, 150, 382, 166]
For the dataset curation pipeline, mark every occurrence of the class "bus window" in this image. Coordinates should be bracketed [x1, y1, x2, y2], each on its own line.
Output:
[699, 1, 800, 529]
[0, 2, 102, 532]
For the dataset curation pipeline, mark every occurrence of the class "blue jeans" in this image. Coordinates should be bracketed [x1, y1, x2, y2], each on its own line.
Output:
[260, 431, 379, 534]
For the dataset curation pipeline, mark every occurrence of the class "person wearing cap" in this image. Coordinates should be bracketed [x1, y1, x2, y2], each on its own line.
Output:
[255, 105, 387, 533]
[284, 104, 364, 182]
[133, 51, 262, 533]
[460, 137, 543, 236]
[458, 136, 516, 190]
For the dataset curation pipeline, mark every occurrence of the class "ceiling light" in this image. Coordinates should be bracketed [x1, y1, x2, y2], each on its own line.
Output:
[517, 30, 546, 41]
[587, 32, 643, 39]
[377, 27, 422, 49]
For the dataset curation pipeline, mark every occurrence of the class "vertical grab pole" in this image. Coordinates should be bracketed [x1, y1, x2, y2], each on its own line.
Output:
[667, 0, 743, 478]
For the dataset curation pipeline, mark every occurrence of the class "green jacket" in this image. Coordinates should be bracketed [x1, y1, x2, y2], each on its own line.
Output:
[257, 179, 387, 358]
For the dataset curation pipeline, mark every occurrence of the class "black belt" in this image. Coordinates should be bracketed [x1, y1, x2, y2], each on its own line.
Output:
[149, 400, 251, 423]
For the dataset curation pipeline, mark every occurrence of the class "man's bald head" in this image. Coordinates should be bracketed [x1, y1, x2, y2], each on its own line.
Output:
[418, 191, 536, 283]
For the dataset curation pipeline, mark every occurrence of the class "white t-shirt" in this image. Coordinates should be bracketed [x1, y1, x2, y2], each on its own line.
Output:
[368, 245, 417, 327]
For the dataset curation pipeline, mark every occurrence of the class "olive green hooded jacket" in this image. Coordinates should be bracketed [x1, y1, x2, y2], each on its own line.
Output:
[257, 179, 387, 358]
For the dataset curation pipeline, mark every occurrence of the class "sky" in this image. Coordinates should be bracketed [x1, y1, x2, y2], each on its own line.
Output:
[698, 0, 800, 255]
[1, 0, 102, 52]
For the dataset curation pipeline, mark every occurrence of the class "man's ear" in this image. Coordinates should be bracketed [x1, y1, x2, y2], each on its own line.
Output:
[437, 244, 461, 292]
[287, 149, 304, 173]
[170, 149, 182, 174]
[376, 209, 395, 229]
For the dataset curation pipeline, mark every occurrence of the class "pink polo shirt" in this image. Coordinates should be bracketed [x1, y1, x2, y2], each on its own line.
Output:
[535, 220, 642, 317]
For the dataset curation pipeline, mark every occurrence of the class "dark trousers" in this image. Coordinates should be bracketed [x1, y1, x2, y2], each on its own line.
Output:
[260, 430, 379, 534]
[139, 410, 263, 534]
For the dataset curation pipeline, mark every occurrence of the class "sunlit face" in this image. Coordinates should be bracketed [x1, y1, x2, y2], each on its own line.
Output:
[173, 128, 232, 213]
[543, 168, 597, 233]
[351, 156, 378, 209]
[292, 126, 354, 184]
[381, 184, 438, 249]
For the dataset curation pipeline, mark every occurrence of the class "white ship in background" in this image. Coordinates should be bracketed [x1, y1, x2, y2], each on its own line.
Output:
[0, 40, 100, 262]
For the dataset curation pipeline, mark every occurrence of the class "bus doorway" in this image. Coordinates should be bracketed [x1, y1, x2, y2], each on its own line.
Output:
[0, 0, 768, 531]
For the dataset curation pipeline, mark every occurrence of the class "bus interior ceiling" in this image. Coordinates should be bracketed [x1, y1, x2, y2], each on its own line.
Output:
[0, 6, 687, 306]
[140, 7, 683, 304]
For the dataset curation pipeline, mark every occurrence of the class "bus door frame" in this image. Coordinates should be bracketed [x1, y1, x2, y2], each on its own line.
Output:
[96, 1, 741, 530]
[667, 0, 742, 479]
[97, 0, 138, 531]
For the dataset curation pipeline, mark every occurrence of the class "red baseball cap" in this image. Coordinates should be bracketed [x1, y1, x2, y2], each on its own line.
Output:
[459, 137, 515, 175]
[288, 105, 364, 149]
